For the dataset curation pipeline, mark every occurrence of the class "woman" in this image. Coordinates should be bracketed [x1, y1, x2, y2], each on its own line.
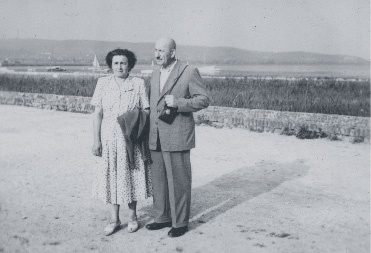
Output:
[90, 49, 152, 235]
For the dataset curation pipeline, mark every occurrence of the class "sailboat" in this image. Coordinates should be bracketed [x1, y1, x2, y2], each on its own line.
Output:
[88, 55, 109, 72]
[92, 54, 100, 69]
[88, 55, 101, 71]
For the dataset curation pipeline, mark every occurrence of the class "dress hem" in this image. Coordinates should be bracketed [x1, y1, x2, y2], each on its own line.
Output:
[91, 194, 153, 205]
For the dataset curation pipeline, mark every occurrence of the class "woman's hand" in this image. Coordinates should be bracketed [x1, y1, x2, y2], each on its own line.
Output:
[92, 141, 102, 157]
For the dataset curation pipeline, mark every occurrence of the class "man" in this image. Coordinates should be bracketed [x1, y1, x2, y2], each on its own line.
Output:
[145, 37, 210, 237]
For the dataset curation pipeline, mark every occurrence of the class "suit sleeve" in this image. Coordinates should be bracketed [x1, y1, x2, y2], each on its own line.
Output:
[176, 68, 210, 112]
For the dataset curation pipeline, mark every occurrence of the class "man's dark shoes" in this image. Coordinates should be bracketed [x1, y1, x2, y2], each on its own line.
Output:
[145, 222, 172, 230]
[168, 226, 188, 238]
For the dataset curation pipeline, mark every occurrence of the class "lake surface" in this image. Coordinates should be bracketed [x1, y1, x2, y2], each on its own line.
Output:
[215, 64, 370, 78]
[6, 64, 370, 78]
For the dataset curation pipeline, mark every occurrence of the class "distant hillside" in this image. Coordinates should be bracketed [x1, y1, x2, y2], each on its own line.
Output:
[0, 38, 368, 65]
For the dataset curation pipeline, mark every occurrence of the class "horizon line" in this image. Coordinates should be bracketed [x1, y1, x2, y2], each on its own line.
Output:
[1, 37, 370, 61]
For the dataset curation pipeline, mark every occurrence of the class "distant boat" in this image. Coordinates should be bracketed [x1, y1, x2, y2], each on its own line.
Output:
[0, 67, 15, 73]
[89, 55, 109, 72]
[140, 60, 154, 75]
[47, 66, 66, 72]
[198, 65, 220, 75]
[93, 54, 100, 68]
[0, 60, 12, 73]
[88, 55, 101, 70]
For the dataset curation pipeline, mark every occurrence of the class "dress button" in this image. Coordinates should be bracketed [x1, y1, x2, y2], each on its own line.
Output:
[155, 121, 158, 124]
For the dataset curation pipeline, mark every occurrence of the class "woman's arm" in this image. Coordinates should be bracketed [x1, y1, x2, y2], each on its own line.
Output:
[92, 107, 103, 156]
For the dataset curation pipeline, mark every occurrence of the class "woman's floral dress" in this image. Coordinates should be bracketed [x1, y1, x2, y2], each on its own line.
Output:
[90, 75, 152, 204]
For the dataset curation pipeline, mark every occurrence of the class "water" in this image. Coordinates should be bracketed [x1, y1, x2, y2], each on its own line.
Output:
[6, 64, 370, 78]
[217, 64, 370, 78]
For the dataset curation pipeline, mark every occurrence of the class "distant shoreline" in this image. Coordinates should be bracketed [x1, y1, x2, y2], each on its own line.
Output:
[3, 63, 370, 79]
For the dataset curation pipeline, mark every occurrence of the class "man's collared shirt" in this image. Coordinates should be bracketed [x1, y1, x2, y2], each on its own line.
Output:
[160, 59, 177, 92]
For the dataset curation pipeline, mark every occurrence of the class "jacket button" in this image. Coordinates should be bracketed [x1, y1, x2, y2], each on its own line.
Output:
[155, 121, 158, 124]
[157, 110, 160, 114]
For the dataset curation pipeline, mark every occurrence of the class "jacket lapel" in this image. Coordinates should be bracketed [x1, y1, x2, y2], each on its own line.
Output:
[157, 61, 187, 104]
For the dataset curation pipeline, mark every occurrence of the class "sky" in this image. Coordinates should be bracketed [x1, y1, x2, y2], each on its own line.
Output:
[0, 0, 370, 59]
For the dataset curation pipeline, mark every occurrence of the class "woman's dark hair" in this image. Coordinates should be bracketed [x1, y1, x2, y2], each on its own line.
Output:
[105, 48, 137, 71]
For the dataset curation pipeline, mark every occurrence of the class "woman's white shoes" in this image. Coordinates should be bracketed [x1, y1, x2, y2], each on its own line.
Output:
[104, 221, 121, 236]
[127, 218, 139, 233]
[103, 218, 139, 235]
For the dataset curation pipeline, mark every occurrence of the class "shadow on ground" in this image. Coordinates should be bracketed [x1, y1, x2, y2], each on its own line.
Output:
[139, 160, 309, 230]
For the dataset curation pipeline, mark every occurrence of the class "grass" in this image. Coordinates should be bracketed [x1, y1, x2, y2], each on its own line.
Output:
[0, 74, 98, 97]
[0, 74, 369, 117]
[203, 77, 370, 117]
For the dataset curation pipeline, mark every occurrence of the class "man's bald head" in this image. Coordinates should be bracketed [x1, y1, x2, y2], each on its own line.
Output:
[156, 37, 176, 51]
[154, 37, 177, 68]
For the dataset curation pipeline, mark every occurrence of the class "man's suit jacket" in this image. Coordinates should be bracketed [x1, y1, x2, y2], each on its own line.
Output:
[149, 61, 210, 151]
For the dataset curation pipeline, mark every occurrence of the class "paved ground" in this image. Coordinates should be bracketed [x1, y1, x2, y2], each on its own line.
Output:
[0, 105, 369, 253]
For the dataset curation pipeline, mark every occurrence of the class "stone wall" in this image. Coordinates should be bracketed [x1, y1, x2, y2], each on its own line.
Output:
[0, 91, 369, 143]
[0, 91, 94, 113]
[194, 106, 370, 143]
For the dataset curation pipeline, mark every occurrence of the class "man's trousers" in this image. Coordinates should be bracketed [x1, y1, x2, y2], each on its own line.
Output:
[150, 149, 192, 228]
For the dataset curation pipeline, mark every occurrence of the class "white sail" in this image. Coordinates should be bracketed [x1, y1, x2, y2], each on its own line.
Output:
[92, 55, 100, 68]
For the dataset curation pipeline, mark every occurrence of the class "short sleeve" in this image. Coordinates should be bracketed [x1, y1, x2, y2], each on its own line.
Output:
[90, 78, 104, 108]
[139, 79, 150, 109]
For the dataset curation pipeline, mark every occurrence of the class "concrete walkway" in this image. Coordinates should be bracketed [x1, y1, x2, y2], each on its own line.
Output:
[0, 105, 369, 253]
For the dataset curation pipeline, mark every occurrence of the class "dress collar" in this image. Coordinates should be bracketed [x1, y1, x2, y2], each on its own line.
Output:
[112, 75, 134, 92]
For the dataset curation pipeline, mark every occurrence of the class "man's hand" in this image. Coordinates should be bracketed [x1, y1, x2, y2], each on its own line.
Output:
[165, 95, 178, 108]
[92, 141, 102, 157]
